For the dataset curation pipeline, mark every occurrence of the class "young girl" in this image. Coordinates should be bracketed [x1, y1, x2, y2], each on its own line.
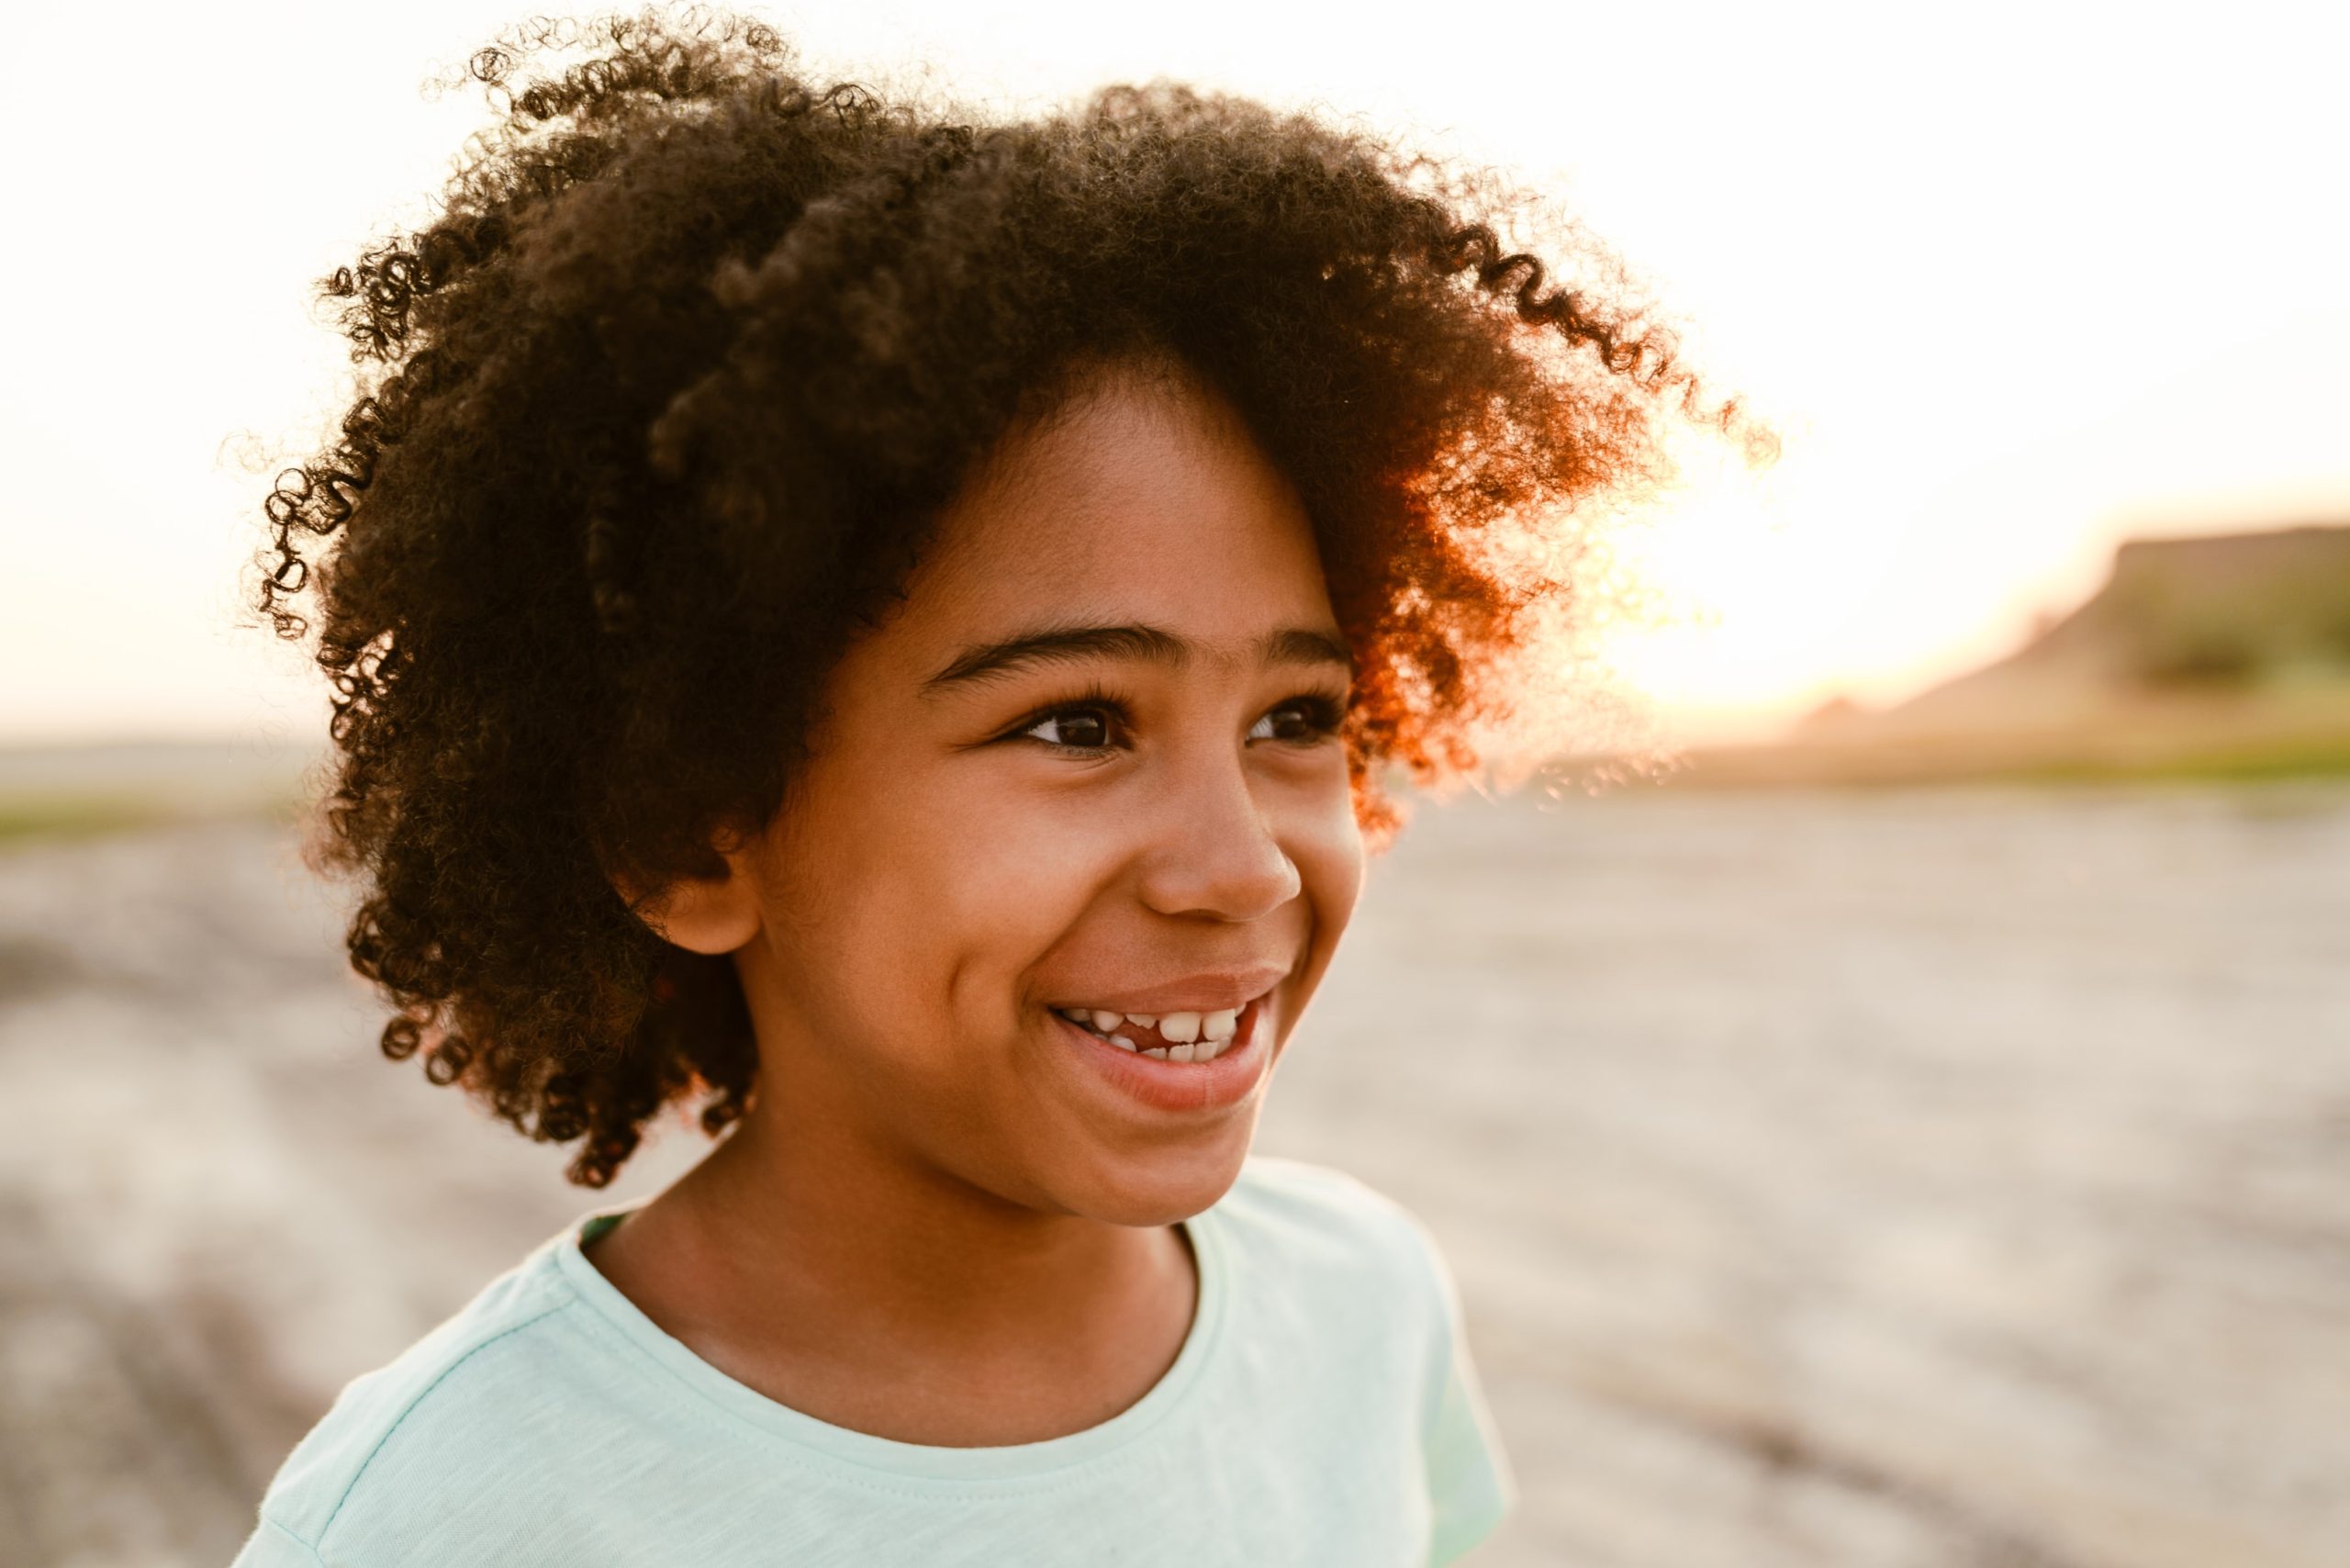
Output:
[234, 10, 1731, 1563]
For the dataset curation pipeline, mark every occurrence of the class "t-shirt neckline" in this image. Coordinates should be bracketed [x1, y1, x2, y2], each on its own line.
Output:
[550, 1195, 1231, 1484]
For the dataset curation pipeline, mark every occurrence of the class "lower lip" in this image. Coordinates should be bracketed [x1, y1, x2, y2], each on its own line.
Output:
[1051, 996, 1274, 1114]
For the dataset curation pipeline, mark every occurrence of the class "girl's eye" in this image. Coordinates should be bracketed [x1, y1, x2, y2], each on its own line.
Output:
[1022, 705, 1121, 750]
[1248, 695, 1345, 745]
[1011, 693, 1342, 753]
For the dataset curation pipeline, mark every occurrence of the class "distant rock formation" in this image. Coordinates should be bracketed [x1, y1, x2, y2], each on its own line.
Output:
[1813, 524, 2350, 740]
[1714, 524, 2350, 785]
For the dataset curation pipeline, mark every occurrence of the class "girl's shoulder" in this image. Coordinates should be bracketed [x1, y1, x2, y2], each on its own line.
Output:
[229, 1218, 618, 1565]
[1216, 1156, 1514, 1562]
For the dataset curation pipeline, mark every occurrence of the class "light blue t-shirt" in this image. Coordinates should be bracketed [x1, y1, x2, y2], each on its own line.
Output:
[229, 1155, 1514, 1565]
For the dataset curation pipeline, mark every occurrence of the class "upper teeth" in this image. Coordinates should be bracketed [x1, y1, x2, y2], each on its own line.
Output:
[1058, 1004, 1243, 1052]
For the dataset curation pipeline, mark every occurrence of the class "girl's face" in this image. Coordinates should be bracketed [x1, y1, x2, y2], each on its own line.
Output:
[721, 364, 1366, 1226]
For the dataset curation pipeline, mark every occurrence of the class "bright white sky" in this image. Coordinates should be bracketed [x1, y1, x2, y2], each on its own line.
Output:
[4, 0, 2344, 745]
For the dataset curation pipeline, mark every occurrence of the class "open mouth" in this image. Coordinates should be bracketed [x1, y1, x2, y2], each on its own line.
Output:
[1051, 993, 1267, 1064]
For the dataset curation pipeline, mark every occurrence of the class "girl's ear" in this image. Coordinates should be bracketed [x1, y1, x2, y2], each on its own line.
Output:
[613, 836, 764, 958]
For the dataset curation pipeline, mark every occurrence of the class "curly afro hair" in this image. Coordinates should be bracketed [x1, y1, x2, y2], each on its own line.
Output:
[257, 6, 1751, 1186]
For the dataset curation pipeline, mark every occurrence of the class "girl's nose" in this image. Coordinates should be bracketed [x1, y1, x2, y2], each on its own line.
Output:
[1135, 752, 1303, 923]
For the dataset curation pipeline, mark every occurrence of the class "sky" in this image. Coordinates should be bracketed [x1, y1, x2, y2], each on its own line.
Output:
[3, 0, 2345, 746]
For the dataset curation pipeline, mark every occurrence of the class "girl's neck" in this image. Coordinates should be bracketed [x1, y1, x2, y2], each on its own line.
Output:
[583, 1094, 1199, 1447]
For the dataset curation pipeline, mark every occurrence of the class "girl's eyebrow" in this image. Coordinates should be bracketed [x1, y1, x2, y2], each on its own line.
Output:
[922, 622, 1352, 697]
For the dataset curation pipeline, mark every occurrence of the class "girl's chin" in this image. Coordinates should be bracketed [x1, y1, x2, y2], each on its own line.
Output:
[1058, 1148, 1256, 1228]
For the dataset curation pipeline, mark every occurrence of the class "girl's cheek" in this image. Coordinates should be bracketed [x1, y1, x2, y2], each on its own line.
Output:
[1302, 811, 1367, 944]
[928, 796, 1127, 952]
[1304, 760, 1370, 889]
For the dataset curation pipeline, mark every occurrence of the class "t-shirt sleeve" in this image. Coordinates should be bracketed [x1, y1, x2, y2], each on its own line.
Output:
[1415, 1228, 1516, 1565]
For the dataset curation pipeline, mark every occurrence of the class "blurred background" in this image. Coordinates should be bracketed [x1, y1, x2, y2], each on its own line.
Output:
[3, 3, 2345, 1565]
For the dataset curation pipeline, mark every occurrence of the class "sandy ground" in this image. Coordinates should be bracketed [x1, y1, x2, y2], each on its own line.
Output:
[2, 783, 2345, 1567]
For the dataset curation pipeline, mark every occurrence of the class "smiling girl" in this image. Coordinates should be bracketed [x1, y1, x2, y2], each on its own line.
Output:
[231, 9, 1733, 1564]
